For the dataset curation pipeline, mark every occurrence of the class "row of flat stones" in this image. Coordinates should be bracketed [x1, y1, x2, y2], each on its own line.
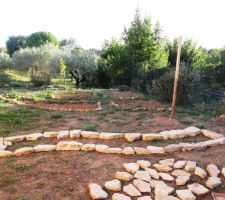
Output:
[0, 127, 224, 157]
[88, 158, 225, 200]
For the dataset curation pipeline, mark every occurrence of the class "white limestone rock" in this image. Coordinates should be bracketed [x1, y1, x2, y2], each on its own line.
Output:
[122, 147, 135, 155]
[112, 193, 131, 200]
[123, 184, 141, 197]
[205, 176, 221, 189]
[172, 170, 191, 177]
[105, 147, 122, 154]
[57, 130, 69, 140]
[104, 179, 121, 191]
[160, 129, 186, 140]
[34, 144, 56, 152]
[206, 164, 220, 177]
[146, 168, 160, 179]
[149, 180, 165, 188]
[123, 163, 140, 174]
[147, 146, 165, 154]
[137, 196, 152, 200]
[188, 183, 209, 196]
[43, 131, 58, 138]
[185, 161, 196, 172]
[183, 127, 201, 137]
[124, 133, 141, 142]
[3, 140, 12, 146]
[155, 182, 174, 197]
[115, 172, 133, 181]
[56, 141, 83, 150]
[194, 167, 207, 179]
[0, 150, 13, 157]
[201, 129, 223, 139]
[155, 196, 179, 200]
[153, 164, 172, 172]
[134, 147, 151, 154]
[222, 167, 225, 178]
[88, 183, 108, 199]
[69, 129, 81, 139]
[159, 173, 174, 181]
[134, 170, 151, 182]
[95, 144, 109, 153]
[81, 131, 99, 139]
[5, 135, 26, 142]
[159, 159, 175, 167]
[81, 144, 96, 151]
[99, 132, 124, 139]
[133, 179, 151, 193]
[0, 145, 7, 150]
[137, 160, 151, 169]
[174, 160, 187, 169]
[176, 189, 196, 200]
[13, 147, 34, 156]
[176, 175, 191, 186]
[142, 133, 163, 141]
[165, 144, 182, 152]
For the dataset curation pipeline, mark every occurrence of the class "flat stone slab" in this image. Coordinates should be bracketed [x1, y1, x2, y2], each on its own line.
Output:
[123, 184, 141, 197]
[183, 127, 201, 137]
[160, 129, 186, 140]
[134, 147, 151, 154]
[206, 164, 220, 177]
[194, 167, 207, 179]
[81, 131, 99, 139]
[146, 168, 160, 179]
[137, 196, 152, 200]
[159, 172, 174, 181]
[176, 189, 196, 200]
[147, 146, 165, 154]
[34, 145, 56, 152]
[115, 172, 133, 181]
[0, 150, 13, 157]
[176, 175, 191, 186]
[172, 170, 191, 177]
[201, 129, 223, 139]
[56, 141, 83, 151]
[105, 148, 122, 154]
[99, 132, 124, 139]
[44, 131, 58, 138]
[155, 182, 174, 197]
[185, 161, 197, 172]
[142, 133, 163, 141]
[153, 164, 172, 172]
[137, 160, 151, 169]
[134, 170, 151, 182]
[112, 193, 131, 200]
[95, 144, 109, 153]
[123, 163, 139, 173]
[174, 160, 187, 169]
[165, 144, 182, 152]
[122, 147, 135, 155]
[81, 144, 96, 151]
[188, 183, 209, 196]
[104, 179, 121, 191]
[69, 130, 81, 139]
[159, 159, 175, 167]
[155, 196, 179, 200]
[89, 183, 108, 199]
[0, 145, 7, 150]
[5, 135, 26, 142]
[13, 147, 34, 156]
[124, 133, 141, 142]
[57, 131, 69, 140]
[222, 167, 225, 178]
[150, 180, 165, 188]
[133, 179, 151, 193]
[205, 176, 222, 189]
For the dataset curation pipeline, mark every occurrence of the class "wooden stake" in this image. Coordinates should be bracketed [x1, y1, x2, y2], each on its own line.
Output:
[171, 36, 182, 118]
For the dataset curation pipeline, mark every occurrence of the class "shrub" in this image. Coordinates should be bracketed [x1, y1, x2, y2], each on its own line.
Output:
[0, 52, 11, 68]
[84, 123, 98, 131]
[0, 71, 11, 88]
[31, 70, 51, 87]
[118, 85, 130, 91]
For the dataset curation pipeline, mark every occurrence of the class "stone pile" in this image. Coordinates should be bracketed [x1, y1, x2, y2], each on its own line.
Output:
[88, 158, 225, 199]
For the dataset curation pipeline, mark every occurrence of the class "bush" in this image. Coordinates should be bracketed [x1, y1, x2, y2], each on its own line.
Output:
[118, 85, 130, 91]
[0, 52, 11, 68]
[0, 71, 11, 88]
[31, 70, 51, 87]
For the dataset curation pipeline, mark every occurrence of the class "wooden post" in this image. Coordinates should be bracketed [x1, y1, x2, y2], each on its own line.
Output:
[171, 36, 182, 118]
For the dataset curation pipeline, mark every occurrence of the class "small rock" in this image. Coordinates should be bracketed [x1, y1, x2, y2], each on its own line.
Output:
[0, 150, 13, 157]
[115, 172, 133, 181]
[194, 167, 207, 179]
[149, 180, 165, 188]
[206, 164, 220, 177]
[176, 175, 191, 186]
[104, 179, 121, 191]
[56, 141, 83, 150]
[155, 182, 174, 197]
[165, 144, 182, 152]
[146, 168, 160, 179]
[112, 193, 131, 200]
[88, 183, 108, 199]
[172, 170, 191, 177]
[95, 144, 109, 153]
[134, 170, 151, 182]
[34, 145, 56, 152]
[124, 133, 141, 142]
[147, 146, 165, 154]
[142, 133, 163, 141]
[57, 130, 69, 139]
[123, 184, 141, 197]
[159, 173, 174, 181]
[134, 147, 151, 154]
[222, 167, 225, 178]
[174, 160, 187, 169]
[0, 145, 7, 150]
[153, 164, 172, 172]
[160, 129, 186, 140]
[188, 183, 209, 196]
[137, 160, 151, 169]
[201, 129, 223, 139]
[183, 127, 201, 137]
[205, 176, 221, 189]
[81, 144, 96, 151]
[105, 148, 122, 154]
[5, 135, 26, 142]
[122, 147, 135, 154]
[13, 147, 34, 156]
[176, 189, 196, 200]
[137, 196, 152, 200]
[81, 131, 99, 139]
[3, 140, 12, 146]
[123, 163, 140, 173]
[159, 159, 175, 167]
[185, 161, 196, 172]
[99, 132, 124, 139]
[43, 131, 58, 138]
[69, 129, 81, 139]
[155, 195, 179, 200]
[133, 179, 151, 193]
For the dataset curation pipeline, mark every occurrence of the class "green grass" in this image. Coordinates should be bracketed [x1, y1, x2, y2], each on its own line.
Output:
[50, 112, 63, 119]
[84, 123, 98, 131]
[15, 163, 32, 171]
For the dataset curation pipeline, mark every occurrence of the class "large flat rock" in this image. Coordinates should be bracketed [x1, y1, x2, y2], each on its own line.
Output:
[88, 183, 108, 199]
[56, 141, 83, 151]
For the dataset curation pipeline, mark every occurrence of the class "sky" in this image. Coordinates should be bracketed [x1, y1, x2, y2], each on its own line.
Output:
[0, 0, 225, 50]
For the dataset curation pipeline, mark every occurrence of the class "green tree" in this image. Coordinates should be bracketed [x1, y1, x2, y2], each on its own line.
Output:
[58, 57, 67, 88]
[6, 35, 26, 56]
[26, 32, 59, 48]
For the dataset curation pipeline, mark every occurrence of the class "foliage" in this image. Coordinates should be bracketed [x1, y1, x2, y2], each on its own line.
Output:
[84, 123, 98, 131]
[6, 35, 26, 56]
[215, 63, 225, 86]
[0, 71, 11, 88]
[0, 52, 11, 68]
[31, 69, 51, 87]
[25, 31, 59, 48]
